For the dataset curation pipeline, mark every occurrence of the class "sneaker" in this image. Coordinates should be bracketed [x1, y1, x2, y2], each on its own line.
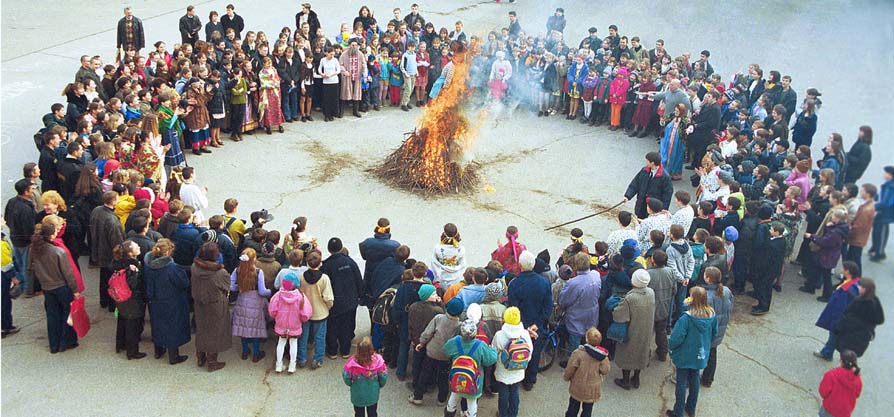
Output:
[326, 354, 338, 360]
[407, 394, 423, 405]
[288, 361, 297, 373]
[275, 361, 283, 373]
[813, 351, 832, 361]
[1, 326, 21, 338]
[341, 354, 351, 359]
[310, 360, 322, 370]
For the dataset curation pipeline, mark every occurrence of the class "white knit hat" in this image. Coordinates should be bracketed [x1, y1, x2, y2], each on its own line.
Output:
[466, 303, 482, 323]
[632, 269, 651, 288]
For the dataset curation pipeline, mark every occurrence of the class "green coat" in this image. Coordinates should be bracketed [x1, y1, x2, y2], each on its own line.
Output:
[342, 355, 388, 407]
[230, 78, 248, 105]
[442, 336, 498, 399]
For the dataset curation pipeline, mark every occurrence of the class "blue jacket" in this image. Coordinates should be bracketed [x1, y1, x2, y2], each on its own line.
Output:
[144, 253, 191, 348]
[359, 233, 400, 280]
[364, 256, 404, 307]
[456, 284, 486, 308]
[669, 312, 717, 370]
[507, 271, 553, 329]
[876, 180, 894, 223]
[559, 270, 601, 337]
[816, 279, 860, 331]
[170, 223, 206, 266]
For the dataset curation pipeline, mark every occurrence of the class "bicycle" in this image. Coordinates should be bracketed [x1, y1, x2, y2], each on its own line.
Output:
[538, 310, 571, 373]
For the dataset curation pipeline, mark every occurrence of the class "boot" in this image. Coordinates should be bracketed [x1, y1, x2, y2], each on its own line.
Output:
[614, 369, 632, 390]
[628, 127, 640, 137]
[443, 407, 456, 417]
[197, 351, 207, 367]
[589, 114, 597, 126]
[168, 347, 188, 365]
[632, 370, 641, 389]
[206, 353, 226, 372]
[154, 346, 167, 359]
[353, 101, 361, 118]
[579, 113, 589, 124]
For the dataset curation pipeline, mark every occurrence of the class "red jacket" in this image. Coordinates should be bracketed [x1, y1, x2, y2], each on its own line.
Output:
[819, 367, 862, 417]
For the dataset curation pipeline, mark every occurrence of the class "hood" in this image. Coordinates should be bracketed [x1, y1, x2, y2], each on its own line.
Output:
[304, 269, 323, 285]
[670, 241, 690, 255]
[828, 223, 849, 237]
[344, 354, 386, 376]
[499, 322, 527, 339]
[193, 257, 223, 271]
[278, 289, 305, 305]
[145, 253, 174, 270]
[685, 312, 715, 335]
[584, 344, 609, 360]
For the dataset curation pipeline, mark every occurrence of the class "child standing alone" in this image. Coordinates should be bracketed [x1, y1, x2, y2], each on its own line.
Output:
[563, 327, 611, 417]
[343, 336, 388, 417]
[268, 272, 313, 373]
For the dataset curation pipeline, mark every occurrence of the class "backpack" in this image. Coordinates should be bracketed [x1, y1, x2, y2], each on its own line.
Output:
[449, 338, 482, 395]
[500, 337, 531, 370]
[370, 287, 398, 326]
[107, 269, 132, 303]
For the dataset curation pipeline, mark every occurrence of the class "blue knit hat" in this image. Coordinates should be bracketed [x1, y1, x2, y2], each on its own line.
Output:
[282, 272, 300, 291]
[446, 297, 464, 316]
[724, 226, 739, 242]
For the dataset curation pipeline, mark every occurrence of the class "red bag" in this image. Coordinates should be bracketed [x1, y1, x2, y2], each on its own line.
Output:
[107, 269, 132, 303]
[67, 296, 91, 338]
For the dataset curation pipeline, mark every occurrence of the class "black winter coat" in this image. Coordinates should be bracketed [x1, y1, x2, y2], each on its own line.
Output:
[110, 257, 146, 319]
[844, 141, 871, 184]
[359, 233, 400, 281]
[39, 147, 60, 192]
[834, 296, 884, 356]
[116, 16, 145, 49]
[4, 196, 36, 247]
[624, 166, 674, 219]
[363, 256, 404, 307]
[145, 253, 191, 348]
[689, 103, 721, 149]
[321, 252, 363, 316]
[56, 156, 83, 201]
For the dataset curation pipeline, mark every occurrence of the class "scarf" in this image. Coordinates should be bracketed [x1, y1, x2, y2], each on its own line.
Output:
[157, 105, 182, 138]
[506, 230, 520, 265]
[375, 225, 390, 234]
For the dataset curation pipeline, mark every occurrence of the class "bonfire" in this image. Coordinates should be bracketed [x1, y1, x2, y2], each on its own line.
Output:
[372, 42, 480, 195]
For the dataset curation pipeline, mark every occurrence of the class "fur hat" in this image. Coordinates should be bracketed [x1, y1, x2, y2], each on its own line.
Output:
[460, 319, 478, 338]
[417, 284, 436, 302]
[632, 269, 651, 288]
[446, 297, 464, 316]
[484, 282, 503, 303]
[503, 307, 521, 326]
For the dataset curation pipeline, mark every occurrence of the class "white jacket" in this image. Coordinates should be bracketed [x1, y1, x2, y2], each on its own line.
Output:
[431, 244, 467, 288]
[491, 322, 533, 385]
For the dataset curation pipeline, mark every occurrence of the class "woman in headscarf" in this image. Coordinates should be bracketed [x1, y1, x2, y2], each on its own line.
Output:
[431, 223, 467, 289]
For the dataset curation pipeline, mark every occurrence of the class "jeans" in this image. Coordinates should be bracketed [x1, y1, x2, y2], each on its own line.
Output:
[396, 321, 410, 378]
[567, 333, 583, 353]
[11, 246, 29, 293]
[819, 332, 837, 359]
[701, 346, 718, 384]
[371, 323, 384, 349]
[366, 86, 380, 107]
[353, 404, 377, 417]
[282, 84, 299, 121]
[44, 286, 77, 351]
[870, 219, 889, 256]
[2, 270, 14, 330]
[298, 319, 327, 363]
[523, 328, 546, 385]
[411, 345, 427, 388]
[565, 397, 593, 417]
[326, 308, 357, 357]
[674, 368, 701, 417]
[496, 381, 520, 417]
[241, 337, 262, 356]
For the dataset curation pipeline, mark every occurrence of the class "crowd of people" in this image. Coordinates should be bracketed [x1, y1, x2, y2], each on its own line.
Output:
[2, 3, 891, 417]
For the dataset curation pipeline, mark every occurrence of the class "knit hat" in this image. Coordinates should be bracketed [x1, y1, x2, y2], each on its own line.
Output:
[282, 272, 300, 291]
[724, 226, 739, 242]
[417, 284, 436, 301]
[200, 229, 218, 243]
[327, 237, 343, 253]
[758, 205, 774, 220]
[718, 170, 734, 184]
[133, 188, 151, 201]
[740, 160, 756, 173]
[466, 303, 482, 323]
[484, 282, 503, 303]
[446, 297, 464, 316]
[503, 307, 521, 326]
[558, 264, 574, 280]
[460, 319, 478, 338]
[632, 269, 651, 288]
[618, 67, 630, 77]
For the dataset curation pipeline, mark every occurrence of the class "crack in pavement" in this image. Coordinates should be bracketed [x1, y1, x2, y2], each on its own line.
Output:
[252, 367, 275, 417]
[655, 366, 675, 417]
[723, 344, 820, 406]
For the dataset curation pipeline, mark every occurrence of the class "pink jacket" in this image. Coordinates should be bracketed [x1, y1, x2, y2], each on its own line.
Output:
[785, 170, 812, 205]
[608, 77, 629, 105]
[267, 289, 313, 337]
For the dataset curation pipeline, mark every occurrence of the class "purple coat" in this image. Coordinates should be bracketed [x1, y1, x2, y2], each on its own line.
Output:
[811, 223, 849, 270]
[558, 270, 602, 337]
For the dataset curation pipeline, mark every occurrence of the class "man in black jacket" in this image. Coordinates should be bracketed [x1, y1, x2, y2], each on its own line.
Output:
[4, 180, 36, 296]
[90, 191, 125, 311]
[116, 7, 145, 53]
[295, 3, 321, 37]
[221, 4, 245, 39]
[56, 142, 84, 201]
[179, 5, 202, 46]
[321, 237, 363, 358]
[624, 152, 675, 219]
[686, 90, 721, 170]
[38, 132, 62, 192]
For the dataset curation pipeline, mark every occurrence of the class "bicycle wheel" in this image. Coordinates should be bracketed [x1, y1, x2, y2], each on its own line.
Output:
[538, 338, 557, 372]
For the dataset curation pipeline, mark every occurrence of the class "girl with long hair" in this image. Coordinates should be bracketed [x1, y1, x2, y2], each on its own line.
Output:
[230, 248, 271, 362]
[343, 336, 388, 417]
[27, 222, 81, 353]
[666, 286, 717, 417]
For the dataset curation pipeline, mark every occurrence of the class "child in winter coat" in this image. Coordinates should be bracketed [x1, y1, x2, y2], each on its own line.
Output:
[343, 336, 388, 417]
[231, 248, 271, 362]
[608, 67, 630, 129]
[298, 251, 334, 369]
[818, 350, 862, 417]
[388, 53, 403, 106]
[443, 319, 498, 417]
[408, 284, 444, 399]
[492, 307, 533, 417]
[412, 297, 465, 405]
[268, 273, 313, 373]
[563, 327, 611, 417]
[580, 68, 599, 125]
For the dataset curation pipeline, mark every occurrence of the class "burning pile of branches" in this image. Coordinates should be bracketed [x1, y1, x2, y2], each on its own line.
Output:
[372, 42, 480, 195]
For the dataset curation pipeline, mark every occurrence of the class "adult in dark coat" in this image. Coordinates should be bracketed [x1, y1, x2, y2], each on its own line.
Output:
[844, 126, 872, 184]
[145, 240, 190, 364]
[56, 146, 84, 201]
[507, 251, 553, 390]
[110, 246, 147, 359]
[38, 133, 62, 192]
[321, 238, 364, 357]
[363, 246, 407, 307]
[221, 5, 245, 39]
[179, 6, 202, 46]
[834, 279, 884, 357]
[5, 180, 37, 295]
[170, 210, 206, 268]
[624, 152, 675, 219]
[191, 243, 231, 371]
[358, 219, 400, 282]
[90, 191, 125, 311]
[116, 8, 145, 52]
[295, 4, 321, 37]
[686, 91, 721, 171]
